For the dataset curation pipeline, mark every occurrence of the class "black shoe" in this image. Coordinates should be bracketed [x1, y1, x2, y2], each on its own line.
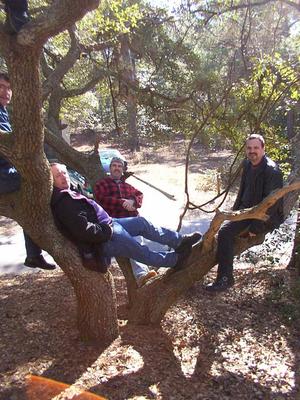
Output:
[24, 255, 56, 271]
[204, 276, 235, 292]
[4, 7, 30, 33]
[173, 246, 191, 271]
[176, 232, 202, 253]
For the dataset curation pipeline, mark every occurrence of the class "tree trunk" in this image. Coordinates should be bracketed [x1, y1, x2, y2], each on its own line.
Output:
[73, 271, 119, 344]
[121, 235, 265, 324]
[288, 202, 300, 275]
[120, 35, 140, 152]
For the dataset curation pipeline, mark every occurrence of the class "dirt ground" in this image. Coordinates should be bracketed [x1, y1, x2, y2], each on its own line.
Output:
[0, 140, 299, 400]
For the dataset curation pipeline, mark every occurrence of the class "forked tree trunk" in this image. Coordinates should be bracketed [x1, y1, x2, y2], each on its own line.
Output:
[119, 235, 265, 324]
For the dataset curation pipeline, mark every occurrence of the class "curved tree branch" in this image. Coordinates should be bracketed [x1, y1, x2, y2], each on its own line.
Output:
[16, 0, 100, 47]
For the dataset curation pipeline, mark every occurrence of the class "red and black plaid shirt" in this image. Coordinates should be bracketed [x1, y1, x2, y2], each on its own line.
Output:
[94, 177, 143, 218]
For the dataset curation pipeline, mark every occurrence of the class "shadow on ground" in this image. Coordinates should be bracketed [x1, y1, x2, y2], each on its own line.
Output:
[0, 265, 299, 399]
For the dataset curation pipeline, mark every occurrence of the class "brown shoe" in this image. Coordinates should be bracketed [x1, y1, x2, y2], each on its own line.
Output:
[137, 270, 158, 287]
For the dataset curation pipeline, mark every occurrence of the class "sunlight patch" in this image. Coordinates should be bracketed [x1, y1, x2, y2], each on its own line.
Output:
[210, 328, 295, 395]
[173, 344, 200, 377]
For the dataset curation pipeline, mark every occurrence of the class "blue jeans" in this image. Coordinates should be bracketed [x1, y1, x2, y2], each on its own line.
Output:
[129, 236, 150, 279]
[0, 168, 41, 258]
[102, 217, 181, 268]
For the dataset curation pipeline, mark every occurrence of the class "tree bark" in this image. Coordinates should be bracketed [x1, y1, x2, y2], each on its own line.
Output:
[288, 202, 300, 275]
[120, 35, 140, 152]
[0, 0, 120, 345]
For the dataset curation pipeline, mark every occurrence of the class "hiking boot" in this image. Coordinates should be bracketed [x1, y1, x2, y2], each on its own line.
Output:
[176, 232, 202, 253]
[4, 6, 30, 34]
[24, 255, 56, 271]
[173, 246, 191, 271]
[204, 276, 235, 293]
[137, 270, 158, 287]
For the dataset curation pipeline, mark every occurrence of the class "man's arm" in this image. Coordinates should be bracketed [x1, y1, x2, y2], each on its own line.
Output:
[94, 179, 125, 213]
[54, 195, 112, 244]
[125, 183, 143, 209]
[249, 167, 283, 234]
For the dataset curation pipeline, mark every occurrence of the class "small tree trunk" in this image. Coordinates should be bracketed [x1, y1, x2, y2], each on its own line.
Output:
[120, 35, 140, 152]
[288, 203, 300, 275]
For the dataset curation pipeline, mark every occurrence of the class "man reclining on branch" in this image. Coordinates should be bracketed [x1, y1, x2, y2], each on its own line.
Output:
[50, 163, 202, 276]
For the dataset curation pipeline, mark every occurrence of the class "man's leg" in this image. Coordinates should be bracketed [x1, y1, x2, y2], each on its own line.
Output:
[3, 0, 28, 11]
[3, 0, 30, 33]
[129, 236, 157, 286]
[113, 216, 182, 249]
[102, 220, 179, 267]
[0, 170, 56, 270]
[130, 259, 157, 287]
[23, 232, 56, 270]
[205, 220, 252, 292]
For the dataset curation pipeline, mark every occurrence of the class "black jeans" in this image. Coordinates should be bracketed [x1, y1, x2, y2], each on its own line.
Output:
[0, 168, 41, 258]
[216, 219, 267, 278]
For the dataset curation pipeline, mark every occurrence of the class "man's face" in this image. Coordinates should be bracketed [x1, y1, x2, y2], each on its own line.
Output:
[0, 79, 12, 107]
[246, 138, 265, 166]
[51, 164, 71, 190]
[110, 161, 124, 180]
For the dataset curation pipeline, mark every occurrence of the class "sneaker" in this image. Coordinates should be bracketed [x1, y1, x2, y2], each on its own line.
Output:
[4, 7, 30, 34]
[137, 270, 158, 287]
[24, 255, 56, 271]
[173, 246, 191, 271]
[204, 276, 235, 292]
[176, 232, 202, 253]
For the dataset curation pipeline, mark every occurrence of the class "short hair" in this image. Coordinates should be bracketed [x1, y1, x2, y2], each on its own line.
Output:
[246, 133, 265, 147]
[0, 72, 10, 83]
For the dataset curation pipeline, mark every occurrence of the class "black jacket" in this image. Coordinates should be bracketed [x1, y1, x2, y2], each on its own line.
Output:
[51, 187, 113, 272]
[233, 155, 284, 233]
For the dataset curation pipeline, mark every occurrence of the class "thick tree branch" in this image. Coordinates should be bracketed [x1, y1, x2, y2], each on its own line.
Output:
[42, 27, 81, 100]
[16, 0, 100, 47]
[203, 180, 300, 252]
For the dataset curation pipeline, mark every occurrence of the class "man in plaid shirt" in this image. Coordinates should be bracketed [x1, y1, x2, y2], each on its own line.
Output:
[94, 157, 143, 218]
[94, 157, 157, 286]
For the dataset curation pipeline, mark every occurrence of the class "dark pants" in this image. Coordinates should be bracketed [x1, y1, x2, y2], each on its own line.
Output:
[3, 0, 28, 12]
[216, 219, 267, 278]
[0, 168, 41, 258]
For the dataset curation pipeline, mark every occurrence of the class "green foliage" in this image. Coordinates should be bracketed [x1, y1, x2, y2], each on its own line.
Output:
[61, 92, 99, 127]
[78, 0, 143, 45]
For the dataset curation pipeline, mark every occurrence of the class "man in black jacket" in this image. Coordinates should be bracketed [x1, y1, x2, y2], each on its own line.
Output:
[51, 163, 202, 274]
[205, 133, 284, 292]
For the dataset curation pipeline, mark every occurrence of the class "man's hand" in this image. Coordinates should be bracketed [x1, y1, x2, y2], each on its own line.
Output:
[248, 231, 256, 237]
[122, 199, 136, 211]
[123, 171, 134, 180]
[240, 230, 257, 238]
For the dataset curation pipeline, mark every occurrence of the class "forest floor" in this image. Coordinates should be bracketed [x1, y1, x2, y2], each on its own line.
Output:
[0, 137, 299, 400]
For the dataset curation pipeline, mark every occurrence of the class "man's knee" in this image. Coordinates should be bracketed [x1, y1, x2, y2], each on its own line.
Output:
[218, 222, 236, 241]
